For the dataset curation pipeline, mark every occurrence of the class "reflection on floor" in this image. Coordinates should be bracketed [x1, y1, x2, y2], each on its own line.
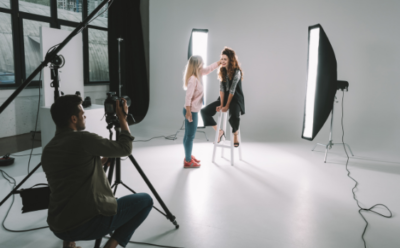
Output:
[0, 134, 400, 248]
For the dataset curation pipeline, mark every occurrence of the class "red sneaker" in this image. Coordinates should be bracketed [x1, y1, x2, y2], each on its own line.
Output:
[191, 155, 200, 163]
[184, 159, 201, 168]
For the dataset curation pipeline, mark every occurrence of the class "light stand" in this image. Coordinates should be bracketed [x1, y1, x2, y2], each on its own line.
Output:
[117, 38, 123, 97]
[312, 81, 354, 162]
[49, 55, 65, 102]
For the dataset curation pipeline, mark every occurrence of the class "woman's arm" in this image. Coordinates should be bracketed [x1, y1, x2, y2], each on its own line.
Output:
[185, 106, 193, 122]
[229, 70, 241, 95]
[185, 76, 197, 108]
[222, 93, 234, 112]
[201, 61, 221, 76]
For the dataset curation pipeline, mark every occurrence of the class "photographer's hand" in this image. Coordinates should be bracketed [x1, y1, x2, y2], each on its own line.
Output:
[101, 157, 110, 166]
[116, 100, 130, 133]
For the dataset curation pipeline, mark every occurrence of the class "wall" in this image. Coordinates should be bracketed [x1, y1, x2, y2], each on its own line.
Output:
[133, 0, 400, 154]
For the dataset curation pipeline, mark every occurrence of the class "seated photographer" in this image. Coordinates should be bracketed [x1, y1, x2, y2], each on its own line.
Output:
[41, 95, 153, 248]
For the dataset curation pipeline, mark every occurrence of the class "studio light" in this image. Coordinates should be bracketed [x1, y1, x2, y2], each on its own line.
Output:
[188, 28, 208, 127]
[302, 24, 337, 141]
[302, 24, 353, 163]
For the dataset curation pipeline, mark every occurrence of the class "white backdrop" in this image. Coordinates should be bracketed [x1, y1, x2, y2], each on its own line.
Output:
[40, 27, 84, 107]
[132, 0, 400, 155]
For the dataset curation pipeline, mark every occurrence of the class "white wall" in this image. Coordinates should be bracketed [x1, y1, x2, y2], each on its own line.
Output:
[0, 85, 109, 138]
[135, 0, 400, 154]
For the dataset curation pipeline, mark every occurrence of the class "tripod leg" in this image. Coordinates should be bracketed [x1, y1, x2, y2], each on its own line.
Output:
[113, 184, 118, 195]
[128, 155, 179, 229]
[312, 143, 318, 151]
[0, 163, 42, 207]
[345, 143, 354, 156]
[324, 145, 329, 163]
[120, 182, 170, 217]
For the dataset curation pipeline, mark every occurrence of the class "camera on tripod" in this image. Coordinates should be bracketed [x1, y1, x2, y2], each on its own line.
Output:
[104, 92, 131, 116]
[104, 92, 131, 126]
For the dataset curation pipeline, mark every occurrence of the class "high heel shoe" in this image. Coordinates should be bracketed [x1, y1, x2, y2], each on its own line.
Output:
[218, 130, 225, 143]
[234, 134, 239, 147]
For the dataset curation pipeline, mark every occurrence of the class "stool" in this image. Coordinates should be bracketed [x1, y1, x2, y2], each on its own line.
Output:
[212, 111, 242, 166]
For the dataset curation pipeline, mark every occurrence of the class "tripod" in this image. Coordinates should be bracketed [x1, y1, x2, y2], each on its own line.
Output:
[312, 89, 354, 163]
[105, 118, 179, 228]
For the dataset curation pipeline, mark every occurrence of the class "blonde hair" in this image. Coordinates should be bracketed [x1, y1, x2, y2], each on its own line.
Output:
[183, 55, 203, 90]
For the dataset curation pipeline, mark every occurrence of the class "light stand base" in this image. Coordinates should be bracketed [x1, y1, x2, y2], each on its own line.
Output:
[312, 141, 354, 163]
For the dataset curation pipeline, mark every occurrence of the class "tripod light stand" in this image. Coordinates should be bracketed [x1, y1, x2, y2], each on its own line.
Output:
[104, 117, 179, 229]
[301, 24, 355, 162]
[311, 81, 354, 163]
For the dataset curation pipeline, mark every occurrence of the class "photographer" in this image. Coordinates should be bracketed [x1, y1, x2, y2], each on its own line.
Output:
[41, 95, 153, 248]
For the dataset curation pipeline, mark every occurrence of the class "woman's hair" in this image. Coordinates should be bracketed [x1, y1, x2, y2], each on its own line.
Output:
[218, 47, 243, 82]
[183, 55, 203, 90]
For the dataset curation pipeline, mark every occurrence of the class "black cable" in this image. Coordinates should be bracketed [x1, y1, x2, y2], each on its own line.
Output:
[103, 235, 184, 248]
[0, 170, 49, 232]
[340, 91, 392, 248]
[133, 121, 185, 143]
[134, 135, 177, 142]
[27, 69, 42, 175]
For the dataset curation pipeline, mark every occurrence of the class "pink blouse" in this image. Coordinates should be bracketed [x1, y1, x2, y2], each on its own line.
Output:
[184, 62, 219, 112]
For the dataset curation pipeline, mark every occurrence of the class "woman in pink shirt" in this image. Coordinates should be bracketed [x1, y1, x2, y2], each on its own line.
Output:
[183, 55, 220, 168]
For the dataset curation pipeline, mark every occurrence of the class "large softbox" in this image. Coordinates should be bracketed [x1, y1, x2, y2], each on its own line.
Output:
[302, 24, 337, 141]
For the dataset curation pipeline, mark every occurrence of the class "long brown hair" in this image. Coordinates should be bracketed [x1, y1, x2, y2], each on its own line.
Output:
[183, 55, 203, 90]
[218, 47, 243, 82]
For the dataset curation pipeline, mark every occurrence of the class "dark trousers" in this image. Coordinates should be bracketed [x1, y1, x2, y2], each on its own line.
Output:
[201, 99, 241, 133]
[54, 193, 153, 247]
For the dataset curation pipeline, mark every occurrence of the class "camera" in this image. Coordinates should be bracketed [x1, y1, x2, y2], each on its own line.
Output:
[104, 92, 131, 116]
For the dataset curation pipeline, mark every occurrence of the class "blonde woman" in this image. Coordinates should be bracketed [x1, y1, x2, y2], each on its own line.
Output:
[183, 55, 220, 168]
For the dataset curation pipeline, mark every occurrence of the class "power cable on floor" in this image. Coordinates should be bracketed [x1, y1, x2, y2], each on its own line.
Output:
[133, 121, 185, 142]
[340, 91, 392, 248]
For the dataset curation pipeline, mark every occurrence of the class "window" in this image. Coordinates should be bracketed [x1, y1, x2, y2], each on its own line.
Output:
[58, 0, 82, 22]
[0, 0, 110, 89]
[0, 12, 15, 85]
[23, 19, 49, 80]
[89, 28, 108, 81]
[87, 0, 107, 28]
[19, 0, 51, 17]
[0, 0, 10, 9]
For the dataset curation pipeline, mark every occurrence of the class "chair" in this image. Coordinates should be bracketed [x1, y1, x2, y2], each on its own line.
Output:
[212, 110, 242, 166]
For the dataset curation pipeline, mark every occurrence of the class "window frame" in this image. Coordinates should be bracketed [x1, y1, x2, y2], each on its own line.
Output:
[0, 0, 109, 90]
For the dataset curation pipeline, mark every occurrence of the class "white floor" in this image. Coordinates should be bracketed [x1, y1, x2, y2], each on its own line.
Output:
[1, 131, 400, 248]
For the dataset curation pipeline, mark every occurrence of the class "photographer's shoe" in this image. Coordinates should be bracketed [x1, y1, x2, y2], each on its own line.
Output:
[191, 155, 200, 163]
[184, 159, 201, 168]
[63, 241, 81, 248]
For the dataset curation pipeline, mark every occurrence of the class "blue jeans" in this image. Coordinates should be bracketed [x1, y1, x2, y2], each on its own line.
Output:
[54, 193, 153, 247]
[183, 108, 198, 162]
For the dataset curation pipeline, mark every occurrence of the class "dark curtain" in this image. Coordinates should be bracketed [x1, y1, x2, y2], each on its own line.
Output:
[108, 0, 149, 124]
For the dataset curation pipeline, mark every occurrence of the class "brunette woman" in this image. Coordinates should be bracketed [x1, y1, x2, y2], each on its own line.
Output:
[183, 55, 220, 168]
[201, 47, 245, 147]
